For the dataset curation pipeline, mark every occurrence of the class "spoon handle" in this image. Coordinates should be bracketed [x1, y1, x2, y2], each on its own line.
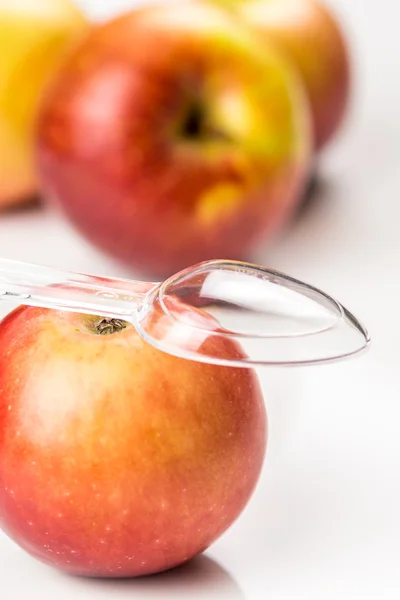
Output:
[0, 259, 153, 321]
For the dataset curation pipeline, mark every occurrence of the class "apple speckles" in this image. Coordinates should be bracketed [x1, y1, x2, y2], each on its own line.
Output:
[7, 405, 12, 411]
[27, 521, 34, 526]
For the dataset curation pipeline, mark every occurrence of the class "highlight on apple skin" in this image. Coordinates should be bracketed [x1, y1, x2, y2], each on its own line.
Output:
[35, 0, 312, 278]
[0, 0, 88, 210]
[0, 301, 267, 578]
[212, 0, 351, 151]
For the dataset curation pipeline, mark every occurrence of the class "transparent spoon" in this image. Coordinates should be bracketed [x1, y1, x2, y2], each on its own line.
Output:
[0, 258, 370, 368]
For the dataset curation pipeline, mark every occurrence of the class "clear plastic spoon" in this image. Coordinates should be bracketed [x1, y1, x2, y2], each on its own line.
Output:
[0, 258, 370, 368]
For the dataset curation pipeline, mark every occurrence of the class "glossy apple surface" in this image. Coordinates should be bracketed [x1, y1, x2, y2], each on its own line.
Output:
[0, 0, 88, 209]
[0, 299, 266, 577]
[213, 0, 351, 150]
[36, 1, 311, 278]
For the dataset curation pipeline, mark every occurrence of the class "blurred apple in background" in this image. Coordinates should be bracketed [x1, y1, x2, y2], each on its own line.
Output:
[0, 0, 88, 210]
[211, 0, 351, 151]
[36, 0, 311, 278]
[0, 301, 266, 577]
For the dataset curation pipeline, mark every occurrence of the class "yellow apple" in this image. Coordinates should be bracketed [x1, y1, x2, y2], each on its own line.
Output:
[0, 0, 89, 209]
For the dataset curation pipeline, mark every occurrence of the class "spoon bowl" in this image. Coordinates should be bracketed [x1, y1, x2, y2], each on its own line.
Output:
[137, 260, 369, 367]
[0, 258, 370, 368]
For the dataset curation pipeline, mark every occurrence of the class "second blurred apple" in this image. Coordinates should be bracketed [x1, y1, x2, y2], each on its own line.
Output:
[35, 0, 312, 277]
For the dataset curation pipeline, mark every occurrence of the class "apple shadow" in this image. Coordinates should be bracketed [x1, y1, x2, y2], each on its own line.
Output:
[253, 164, 345, 272]
[291, 168, 335, 226]
[0, 194, 42, 215]
[61, 554, 246, 600]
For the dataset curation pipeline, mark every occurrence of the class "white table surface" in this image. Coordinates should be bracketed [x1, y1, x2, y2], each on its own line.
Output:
[0, 0, 397, 598]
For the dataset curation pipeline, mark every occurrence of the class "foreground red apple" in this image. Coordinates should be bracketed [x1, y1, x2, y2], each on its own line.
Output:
[36, 1, 311, 278]
[212, 0, 351, 150]
[0, 0, 88, 209]
[0, 298, 266, 577]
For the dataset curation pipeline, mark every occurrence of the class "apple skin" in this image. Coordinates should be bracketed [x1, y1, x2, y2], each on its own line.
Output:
[36, 1, 311, 278]
[0, 300, 266, 578]
[0, 0, 88, 209]
[212, 0, 350, 151]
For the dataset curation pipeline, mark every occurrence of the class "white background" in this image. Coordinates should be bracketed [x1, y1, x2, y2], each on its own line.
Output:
[0, 0, 398, 598]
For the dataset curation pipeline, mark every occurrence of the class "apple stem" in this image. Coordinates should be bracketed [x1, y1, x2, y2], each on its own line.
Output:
[95, 318, 128, 335]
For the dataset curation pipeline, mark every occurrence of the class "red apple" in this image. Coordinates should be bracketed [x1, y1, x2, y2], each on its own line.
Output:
[36, 1, 311, 278]
[212, 0, 351, 150]
[0, 298, 266, 577]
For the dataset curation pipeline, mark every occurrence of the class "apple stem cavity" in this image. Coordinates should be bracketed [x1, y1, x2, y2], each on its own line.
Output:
[181, 100, 230, 142]
[182, 100, 204, 138]
[95, 318, 128, 335]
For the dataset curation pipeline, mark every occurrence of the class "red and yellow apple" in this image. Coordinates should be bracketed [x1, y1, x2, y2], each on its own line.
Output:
[0, 0, 88, 209]
[211, 0, 351, 150]
[36, 1, 311, 278]
[0, 299, 266, 577]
